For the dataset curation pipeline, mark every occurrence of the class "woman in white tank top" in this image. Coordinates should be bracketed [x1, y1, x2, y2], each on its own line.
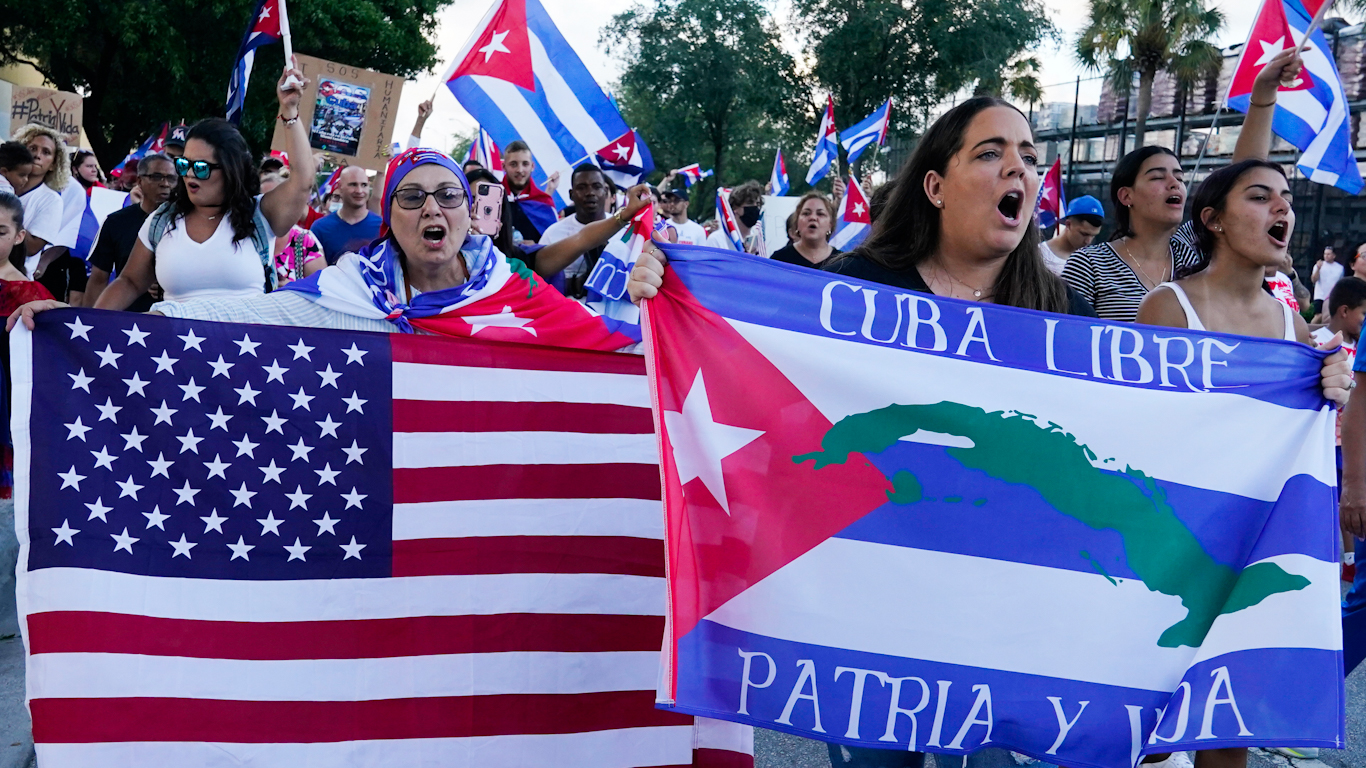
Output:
[1136, 158, 1353, 768]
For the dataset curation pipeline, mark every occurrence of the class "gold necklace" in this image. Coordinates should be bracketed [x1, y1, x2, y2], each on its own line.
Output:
[1118, 237, 1169, 289]
[934, 261, 992, 300]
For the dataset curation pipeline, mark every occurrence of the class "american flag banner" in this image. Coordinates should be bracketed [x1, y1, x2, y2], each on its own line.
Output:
[12, 309, 752, 767]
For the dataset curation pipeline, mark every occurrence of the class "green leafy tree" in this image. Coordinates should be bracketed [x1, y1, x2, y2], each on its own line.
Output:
[0, 0, 450, 169]
[602, 0, 807, 216]
[1076, 0, 1224, 146]
[790, 0, 1055, 175]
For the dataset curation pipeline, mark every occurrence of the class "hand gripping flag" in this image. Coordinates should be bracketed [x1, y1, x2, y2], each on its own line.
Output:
[1035, 156, 1064, 229]
[769, 150, 790, 196]
[674, 164, 713, 187]
[643, 245, 1344, 768]
[1228, 0, 1361, 194]
[468, 126, 504, 180]
[806, 96, 840, 185]
[225, 0, 283, 124]
[715, 188, 744, 251]
[840, 99, 891, 168]
[443, 0, 653, 209]
[829, 175, 871, 251]
[13, 309, 752, 767]
[596, 129, 655, 189]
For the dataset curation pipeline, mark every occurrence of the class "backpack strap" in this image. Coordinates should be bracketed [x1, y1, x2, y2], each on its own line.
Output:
[145, 202, 178, 252]
[250, 203, 278, 293]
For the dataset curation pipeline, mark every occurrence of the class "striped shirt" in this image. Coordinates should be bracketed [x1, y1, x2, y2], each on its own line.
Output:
[1061, 222, 1202, 322]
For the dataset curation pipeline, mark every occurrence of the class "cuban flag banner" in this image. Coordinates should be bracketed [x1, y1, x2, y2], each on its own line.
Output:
[829, 175, 870, 251]
[643, 245, 1344, 768]
[225, 0, 283, 124]
[806, 96, 840, 185]
[675, 164, 713, 188]
[596, 129, 655, 189]
[770, 150, 790, 197]
[840, 99, 891, 168]
[469, 126, 504, 179]
[715, 189, 743, 251]
[442, 0, 652, 209]
[1228, 0, 1362, 194]
[1036, 157, 1064, 230]
[584, 202, 655, 326]
[73, 187, 132, 264]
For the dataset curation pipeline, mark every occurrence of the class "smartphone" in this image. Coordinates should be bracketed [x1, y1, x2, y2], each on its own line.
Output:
[471, 183, 505, 236]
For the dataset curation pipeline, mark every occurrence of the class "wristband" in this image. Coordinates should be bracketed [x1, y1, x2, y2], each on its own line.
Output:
[278, 114, 300, 126]
[1249, 98, 1276, 108]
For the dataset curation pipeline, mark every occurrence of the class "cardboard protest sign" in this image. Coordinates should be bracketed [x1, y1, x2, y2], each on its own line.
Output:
[0, 81, 83, 145]
[271, 55, 405, 172]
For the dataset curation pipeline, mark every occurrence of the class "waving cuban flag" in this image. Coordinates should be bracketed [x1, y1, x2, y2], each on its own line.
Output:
[466, 126, 504, 179]
[442, 0, 654, 209]
[830, 175, 871, 251]
[1035, 156, 1064, 229]
[716, 188, 744, 251]
[595, 129, 654, 188]
[1228, 0, 1361, 194]
[840, 99, 891, 168]
[806, 96, 840, 185]
[224, 0, 282, 124]
[674, 163, 713, 187]
[770, 149, 790, 196]
[112, 123, 168, 179]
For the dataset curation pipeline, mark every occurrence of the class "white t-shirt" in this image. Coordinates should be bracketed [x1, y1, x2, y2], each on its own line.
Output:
[17, 183, 62, 246]
[1039, 240, 1067, 276]
[1315, 260, 1344, 301]
[669, 218, 708, 246]
[705, 228, 738, 251]
[57, 181, 85, 249]
[539, 215, 592, 280]
[138, 204, 277, 302]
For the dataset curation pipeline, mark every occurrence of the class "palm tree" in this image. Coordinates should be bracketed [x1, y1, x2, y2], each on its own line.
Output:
[1004, 56, 1045, 113]
[1076, 0, 1224, 147]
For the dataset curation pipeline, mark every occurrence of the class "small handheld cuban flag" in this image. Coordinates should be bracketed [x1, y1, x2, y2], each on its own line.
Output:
[840, 99, 891, 167]
[806, 96, 839, 185]
[674, 164, 713, 187]
[716, 187, 744, 251]
[113, 123, 168, 178]
[224, 0, 283, 124]
[467, 126, 504, 179]
[770, 149, 790, 196]
[829, 175, 871, 251]
[1035, 156, 1064, 229]
[1227, 0, 1361, 194]
[584, 201, 655, 325]
[595, 129, 654, 189]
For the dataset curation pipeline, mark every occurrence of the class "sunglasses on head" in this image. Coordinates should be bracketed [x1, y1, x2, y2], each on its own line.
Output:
[173, 157, 223, 181]
[391, 186, 467, 210]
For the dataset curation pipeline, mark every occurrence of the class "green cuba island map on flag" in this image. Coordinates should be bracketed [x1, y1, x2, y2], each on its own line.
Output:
[795, 401, 1310, 649]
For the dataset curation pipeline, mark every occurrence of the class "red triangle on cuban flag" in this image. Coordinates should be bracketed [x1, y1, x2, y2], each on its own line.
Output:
[843, 176, 871, 225]
[1229, 0, 1315, 98]
[643, 266, 894, 681]
[252, 0, 282, 37]
[446, 0, 536, 92]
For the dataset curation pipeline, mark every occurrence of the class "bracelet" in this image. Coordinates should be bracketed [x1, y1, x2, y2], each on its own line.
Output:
[613, 209, 628, 225]
[278, 114, 300, 126]
[1249, 98, 1276, 108]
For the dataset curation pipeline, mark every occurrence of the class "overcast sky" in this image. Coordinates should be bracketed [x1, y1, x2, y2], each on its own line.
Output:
[390, 0, 1358, 151]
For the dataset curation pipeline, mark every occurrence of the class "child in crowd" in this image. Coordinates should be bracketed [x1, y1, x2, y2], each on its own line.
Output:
[0, 193, 53, 497]
[1313, 276, 1366, 359]
[0, 142, 33, 196]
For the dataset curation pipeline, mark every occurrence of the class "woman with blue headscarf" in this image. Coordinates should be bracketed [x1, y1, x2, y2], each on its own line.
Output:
[9, 148, 650, 352]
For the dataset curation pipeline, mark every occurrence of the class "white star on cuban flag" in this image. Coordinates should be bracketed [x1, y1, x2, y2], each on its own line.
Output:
[663, 371, 764, 515]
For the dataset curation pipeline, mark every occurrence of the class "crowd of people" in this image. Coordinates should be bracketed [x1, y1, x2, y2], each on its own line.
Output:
[0, 46, 1360, 768]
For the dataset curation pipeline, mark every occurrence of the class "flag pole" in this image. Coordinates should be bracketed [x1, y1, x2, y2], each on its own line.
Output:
[1293, 0, 1336, 57]
[278, 0, 303, 90]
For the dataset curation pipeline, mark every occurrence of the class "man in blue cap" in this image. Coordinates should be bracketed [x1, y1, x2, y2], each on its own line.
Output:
[1040, 195, 1104, 276]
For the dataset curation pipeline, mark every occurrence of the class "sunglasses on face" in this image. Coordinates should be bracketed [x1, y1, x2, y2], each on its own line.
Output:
[173, 157, 223, 181]
[392, 186, 467, 210]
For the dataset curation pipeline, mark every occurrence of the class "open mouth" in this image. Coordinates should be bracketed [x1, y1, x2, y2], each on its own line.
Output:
[997, 191, 1023, 222]
[1165, 194, 1183, 206]
[422, 226, 446, 244]
[1268, 220, 1289, 245]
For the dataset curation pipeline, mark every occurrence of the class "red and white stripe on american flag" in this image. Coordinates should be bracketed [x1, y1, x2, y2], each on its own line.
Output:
[21, 332, 751, 767]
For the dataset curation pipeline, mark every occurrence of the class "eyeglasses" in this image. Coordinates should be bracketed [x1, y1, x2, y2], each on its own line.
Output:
[143, 173, 177, 185]
[173, 157, 223, 181]
[391, 186, 467, 210]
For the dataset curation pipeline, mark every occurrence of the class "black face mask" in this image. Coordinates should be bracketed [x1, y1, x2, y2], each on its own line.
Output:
[738, 206, 761, 228]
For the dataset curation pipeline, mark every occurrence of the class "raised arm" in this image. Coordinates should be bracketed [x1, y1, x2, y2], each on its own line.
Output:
[1232, 48, 1303, 163]
[534, 185, 651, 276]
[260, 58, 314, 236]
